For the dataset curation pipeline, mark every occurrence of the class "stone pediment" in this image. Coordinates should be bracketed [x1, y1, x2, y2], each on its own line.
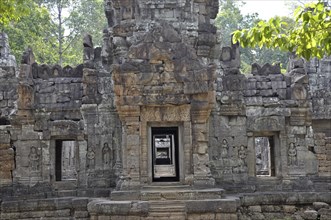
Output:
[247, 116, 285, 132]
[113, 22, 216, 107]
[50, 120, 81, 136]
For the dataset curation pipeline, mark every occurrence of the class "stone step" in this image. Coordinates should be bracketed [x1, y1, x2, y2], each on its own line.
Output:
[149, 200, 186, 213]
[142, 184, 191, 191]
[149, 201, 185, 207]
[140, 188, 225, 201]
[55, 190, 77, 197]
[53, 180, 77, 190]
[111, 188, 225, 201]
[148, 212, 186, 218]
[146, 215, 186, 220]
[149, 206, 185, 212]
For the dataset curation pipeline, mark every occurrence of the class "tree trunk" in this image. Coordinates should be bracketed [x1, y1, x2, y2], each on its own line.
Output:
[57, 0, 63, 65]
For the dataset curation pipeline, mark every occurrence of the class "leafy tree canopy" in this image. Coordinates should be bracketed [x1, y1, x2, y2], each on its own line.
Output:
[1, 0, 106, 66]
[37, 0, 106, 65]
[0, 0, 31, 26]
[233, 1, 331, 60]
[1, 1, 57, 63]
[216, 0, 290, 73]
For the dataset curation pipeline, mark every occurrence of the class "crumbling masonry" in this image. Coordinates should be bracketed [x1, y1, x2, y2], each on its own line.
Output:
[0, 0, 330, 219]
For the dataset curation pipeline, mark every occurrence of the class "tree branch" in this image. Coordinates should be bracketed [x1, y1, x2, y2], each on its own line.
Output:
[62, 32, 80, 53]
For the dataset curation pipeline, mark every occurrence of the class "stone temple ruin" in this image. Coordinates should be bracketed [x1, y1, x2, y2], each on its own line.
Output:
[0, 0, 330, 219]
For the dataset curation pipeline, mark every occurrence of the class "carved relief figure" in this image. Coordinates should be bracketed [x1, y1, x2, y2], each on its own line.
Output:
[194, 154, 211, 175]
[233, 145, 247, 173]
[86, 147, 96, 170]
[102, 142, 112, 167]
[127, 149, 137, 174]
[238, 145, 247, 164]
[220, 139, 229, 159]
[29, 146, 40, 171]
[288, 143, 298, 166]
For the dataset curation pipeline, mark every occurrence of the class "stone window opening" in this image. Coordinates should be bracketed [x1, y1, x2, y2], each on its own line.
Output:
[0, 117, 10, 125]
[255, 136, 275, 177]
[10, 142, 16, 169]
[55, 140, 77, 181]
[308, 146, 316, 154]
[151, 127, 180, 182]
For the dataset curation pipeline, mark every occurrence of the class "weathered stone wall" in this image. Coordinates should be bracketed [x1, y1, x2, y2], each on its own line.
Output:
[32, 63, 83, 118]
[0, 33, 16, 67]
[314, 133, 331, 177]
[14, 63, 120, 189]
[1, 197, 90, 220]
[209, 44, 329, 192]
[0, 129, 15, 186]
[0, 36, 121, 196]
[1, 192, 330, 219]
[238, 192, 331, 220]
[308, 57, 331, 120]
[107, 0, 220, 188]
[0, 0, 330, 219]
[0, 66, 17, 120]
[0, 33, 18, 123]
[308, 57, 331, 178]
[106, 0, 220, 68]
[0, 33, 17, 187]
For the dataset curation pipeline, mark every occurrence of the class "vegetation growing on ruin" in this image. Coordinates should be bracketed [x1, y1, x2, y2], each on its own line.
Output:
[233, 1, 331, 60]
[216, 0, 291, 74]
[1, 0, 106, 66]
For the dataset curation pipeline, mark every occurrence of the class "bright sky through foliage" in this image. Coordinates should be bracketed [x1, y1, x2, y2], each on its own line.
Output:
[240, 0, 292, 19]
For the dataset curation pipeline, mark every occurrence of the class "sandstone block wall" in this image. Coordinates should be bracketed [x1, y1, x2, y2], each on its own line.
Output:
[308, 58, 331, 119]
[1, 197, 89, 220]
[238, 192, 331, 220]
[0, 33, 18, 186]
[0, 128, 14, 186]
[0, 0, 330, 219]
[0, 0, 329, 207]
[209, 44, 330, 192]
[308, 58, 331, 178]
[0, 38, 121, 195]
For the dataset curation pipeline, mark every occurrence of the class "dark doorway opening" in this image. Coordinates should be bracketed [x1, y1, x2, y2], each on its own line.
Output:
[255, 136, 275, 176]
[152, 127, 179, 182]
[0, 117, 10, 125]
[55, 140, 76, 181]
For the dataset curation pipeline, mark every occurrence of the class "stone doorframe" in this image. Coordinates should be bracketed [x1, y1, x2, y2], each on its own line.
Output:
[118, 105, 191, 187]
[247, 131, 284, 178]
[49, 137, 88, 189]
[49, 139, 77, 184]
[146, 122, 185, 184]
[116, 103, 215, 189]
[146, 123, 184, 183]
[140, 105, 191, 185]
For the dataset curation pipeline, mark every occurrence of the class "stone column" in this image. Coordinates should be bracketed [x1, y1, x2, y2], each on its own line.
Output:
[117, 106, 141, 190]
[191, 105, 215, 187]
[0, 129, 14, 186]
[246, 134, 256, 177]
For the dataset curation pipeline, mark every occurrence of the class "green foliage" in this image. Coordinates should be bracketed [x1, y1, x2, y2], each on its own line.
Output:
[2, 2, 58, 64]
[0, 0, 31, 26]
[41, 0, 107, 65]
[216, 0, 290, 74]
[233, 1, 331, 60]
[2, 0, 106, 66]
[64, 0, 106, 65]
